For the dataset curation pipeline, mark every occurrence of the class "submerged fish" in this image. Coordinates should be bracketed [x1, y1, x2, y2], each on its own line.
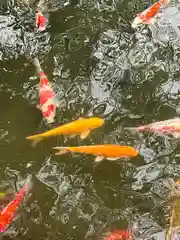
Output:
[0, 175, 32, 233]
[53, 144, 138, 162]
[165, 180, 180, 240]
[26, 117, 104, 145]
[103, 229, 131, 240]
[132, 0, 170, 28]
[125, 118, 180, 137]
[33, 58, 57, 124]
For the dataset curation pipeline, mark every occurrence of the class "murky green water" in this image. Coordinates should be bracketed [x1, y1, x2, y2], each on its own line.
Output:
[2, 0, 180, 239]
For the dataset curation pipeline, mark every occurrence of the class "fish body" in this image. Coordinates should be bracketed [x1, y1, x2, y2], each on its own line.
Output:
[26, 117, 105, 145]
[53, 144, 138, 162]
[132, 0, 170, 28]
[0, 176, 32, 233]
[103, 229, 131, 240]
[125, 118, 180, 137]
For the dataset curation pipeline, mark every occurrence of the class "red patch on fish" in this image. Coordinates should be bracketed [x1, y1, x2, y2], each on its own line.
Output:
[39, 71, 56, 123]
[36, 10, 48, 31]
[0, 177, 31, 233]
[103, 229, 131, 240]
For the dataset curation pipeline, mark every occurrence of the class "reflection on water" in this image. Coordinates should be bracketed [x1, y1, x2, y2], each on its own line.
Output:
[2, 0, 180, 239]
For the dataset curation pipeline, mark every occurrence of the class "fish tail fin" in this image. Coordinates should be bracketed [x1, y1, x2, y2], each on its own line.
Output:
[53, 147, 69, 155]
[33, 58, 42, 74]
[24, 175, 33, 192]
[124, 126, 146, 132]
[124, 127, 139, 132]
[26, 134, 44, 146]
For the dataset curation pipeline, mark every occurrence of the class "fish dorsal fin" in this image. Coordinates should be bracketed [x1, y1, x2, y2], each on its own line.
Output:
[95, 155, 104, 162]
[80, 129, 90, 139]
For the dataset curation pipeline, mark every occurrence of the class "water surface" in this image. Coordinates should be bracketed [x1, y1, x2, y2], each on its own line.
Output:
[1, 0, 180, 239]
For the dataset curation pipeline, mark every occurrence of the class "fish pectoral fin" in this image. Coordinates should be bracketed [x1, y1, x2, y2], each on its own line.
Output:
[95, 155, 104, 162]
[80, 129, 90, 139]
[107, 157, 120, 161]
[53, 147, 69, 155]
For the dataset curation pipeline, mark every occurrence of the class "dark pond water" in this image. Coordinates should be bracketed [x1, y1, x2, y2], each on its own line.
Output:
[2, 0, 180, 239]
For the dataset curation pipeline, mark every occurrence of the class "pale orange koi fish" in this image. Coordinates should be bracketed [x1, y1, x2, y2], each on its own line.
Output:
[132, 0, 170, 28]
[0, 175, 32, 233]
[53, 144, 138, 162]
[125, 118, 180, 137]
[26, 117, 104, 145]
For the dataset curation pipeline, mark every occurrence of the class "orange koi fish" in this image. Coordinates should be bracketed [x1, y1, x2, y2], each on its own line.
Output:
[53, 144, 138, 162]
[33, 58, 57, 124]
[0, 175, 32, 233]
[103, 229, 132, 240]
[26, 117, 104, 145]
[132, 0, 170, 28]
[125, 118, 180, 137]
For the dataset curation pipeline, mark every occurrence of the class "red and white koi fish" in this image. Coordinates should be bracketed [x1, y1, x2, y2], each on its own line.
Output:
[33, 58, 57, 124]
[0, 175, 32, 233]
[131, 0, 170, 28]
[125, 118, 180, 137]
[103, 229, 132, 240]
[36, 8, 48, 31]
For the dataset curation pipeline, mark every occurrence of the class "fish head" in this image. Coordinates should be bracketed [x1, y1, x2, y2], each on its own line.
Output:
[131, 14, 143, 28]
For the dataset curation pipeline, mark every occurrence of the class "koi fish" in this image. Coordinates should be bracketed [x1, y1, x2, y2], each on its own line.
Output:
[36, 8, 48, 31]
[26, 117, 105, 145]
[131, 0, 170, 28]
[125, 118, 180, 138]
[103, 229, 131, 240]
[33, 58, 57, 124]
[53, 144, 138, 162]
[0, 175, 32, 233]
